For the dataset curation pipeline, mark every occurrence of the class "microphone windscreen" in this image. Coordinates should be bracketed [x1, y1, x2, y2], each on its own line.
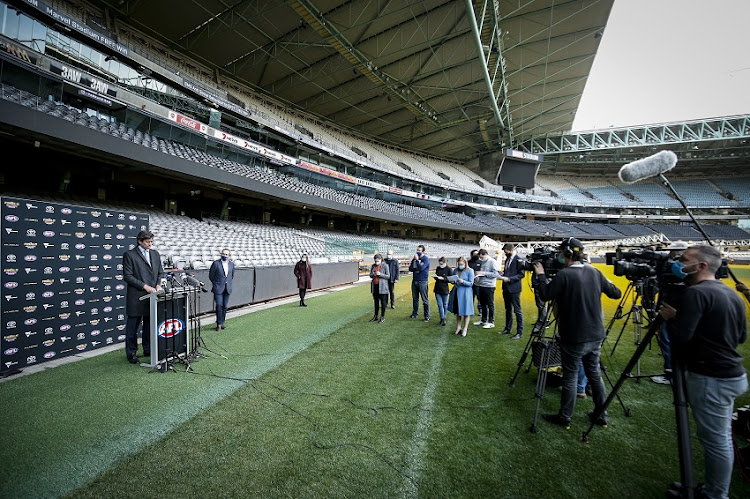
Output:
[618, 150, 678, 184]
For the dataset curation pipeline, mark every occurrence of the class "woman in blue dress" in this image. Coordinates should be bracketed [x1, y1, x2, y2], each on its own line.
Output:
[447, 255, 475, 337]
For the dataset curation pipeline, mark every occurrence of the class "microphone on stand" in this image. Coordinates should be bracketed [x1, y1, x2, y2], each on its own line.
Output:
[184, 273, 208, 292]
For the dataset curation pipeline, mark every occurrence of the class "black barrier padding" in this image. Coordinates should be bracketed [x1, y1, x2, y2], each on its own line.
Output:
[253, 262, 358, 304]
[187, 268, 254, 315]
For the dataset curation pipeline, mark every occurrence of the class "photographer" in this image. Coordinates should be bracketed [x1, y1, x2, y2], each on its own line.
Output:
[658, 245, 747, 499]
[533, 238, 622, 430]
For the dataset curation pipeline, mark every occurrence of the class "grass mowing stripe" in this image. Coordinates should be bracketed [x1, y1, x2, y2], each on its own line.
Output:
[398, 332, 449, 498]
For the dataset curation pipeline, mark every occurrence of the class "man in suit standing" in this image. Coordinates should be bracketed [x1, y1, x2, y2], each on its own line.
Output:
[499, 243, 525, 339]
[122, 229, 165, 364]
[209, 248, 235, 330]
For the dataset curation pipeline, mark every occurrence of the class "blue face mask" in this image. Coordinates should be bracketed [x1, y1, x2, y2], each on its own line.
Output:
[221, 255, 228, 261]
[458, 265, 465, 270]
[416, 252, 422, 257]
[671, 261, 696, 279]
[439, 264, 446, 268]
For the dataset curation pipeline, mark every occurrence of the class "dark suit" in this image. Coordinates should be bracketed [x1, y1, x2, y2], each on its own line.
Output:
[501, 253, 525, 334]
[122, 246, 165, 360]
[209, 258, 235, 327]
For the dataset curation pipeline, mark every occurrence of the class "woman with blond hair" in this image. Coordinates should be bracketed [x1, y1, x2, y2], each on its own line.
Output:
[447, 255, 475, 337]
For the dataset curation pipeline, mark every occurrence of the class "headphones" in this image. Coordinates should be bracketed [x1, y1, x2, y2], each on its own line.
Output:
[561, 237, 583, 259]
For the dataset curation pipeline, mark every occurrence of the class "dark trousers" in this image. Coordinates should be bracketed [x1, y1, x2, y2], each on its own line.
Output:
[412, 280, 430, 318]
[372, 290, 388, 316]
[559, 340, 607, 421]
[503, 289, 523, 333]
[473, 284, 483, 317]
[299, 288, 306, 302]
[125, 315, 150, 359]
[477, 286, 495, 323]
[214, 290, 230, 325]
[387, 280, 396, 306]
[534, 291, 547, 325]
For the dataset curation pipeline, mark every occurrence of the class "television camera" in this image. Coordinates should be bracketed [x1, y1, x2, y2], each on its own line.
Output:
[520, 246, 566, 277]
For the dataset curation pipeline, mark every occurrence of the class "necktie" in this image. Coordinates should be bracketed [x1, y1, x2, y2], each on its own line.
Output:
[142, 248, 151, 266]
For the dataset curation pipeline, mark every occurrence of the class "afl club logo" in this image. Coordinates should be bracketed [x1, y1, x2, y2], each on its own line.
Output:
[42, 291, 54, 298]
[4, 214, 19, 222]
[61, 208, 72, 214]
[24, 318, 37, 326]
[75, 243, 86, 250]
[24, 255, 37, 261]
[75, 299, 85, 306]
[116, 234, 125, 240]
[129, 215, 137, 221]
[4, 282, 18, 289]
[59, 267, 70, 273]
[91, 222, 100, 228]
[4, 348, 18, 355]
[43, 231, 55, 237]
[158, 319, 184, 338]
[44, 351, 56, 359]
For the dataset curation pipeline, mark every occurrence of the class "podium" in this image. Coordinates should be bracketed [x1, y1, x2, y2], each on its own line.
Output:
[139, 286, 197, 370]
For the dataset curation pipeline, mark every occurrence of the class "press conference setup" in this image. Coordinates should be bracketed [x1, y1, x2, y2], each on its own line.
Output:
[1, 1, 750, 498]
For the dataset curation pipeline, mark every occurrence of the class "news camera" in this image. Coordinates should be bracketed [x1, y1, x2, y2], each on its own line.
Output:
[606, 245, 729, 283]
[521, 246, 565, 277]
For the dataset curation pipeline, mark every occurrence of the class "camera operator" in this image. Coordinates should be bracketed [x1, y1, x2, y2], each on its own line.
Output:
[533, 238, 622, 430]
[658, 245, 748, 499]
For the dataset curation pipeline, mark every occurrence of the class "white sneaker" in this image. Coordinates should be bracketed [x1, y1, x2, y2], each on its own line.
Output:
[483, 322, 495, 329]
[474, 321, 486, 326]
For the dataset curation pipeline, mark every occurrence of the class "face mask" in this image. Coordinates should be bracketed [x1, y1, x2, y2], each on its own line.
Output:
[458, 265, 465, 270]
[387, 254, 392, 259]
[374, 260, 381, 265]
[439, 264, 446, 268]
[557, 254, 566, 264]
[672, 261, 697, 280]
[416, 252, 422, 257]
[302, 257, 307, 262]
[221, 255, 228, 261]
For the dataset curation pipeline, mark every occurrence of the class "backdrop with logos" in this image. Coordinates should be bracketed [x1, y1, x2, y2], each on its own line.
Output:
[1, 197, 146, 376]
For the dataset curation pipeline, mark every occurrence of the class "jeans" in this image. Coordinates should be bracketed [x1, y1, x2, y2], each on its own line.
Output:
[534, 290, 547, 326]
[477, 286, 495, 323]
[559, 340, 607, 422]
[685, 371, 748, 499]
[435, 293, 449, 320]
[412, 280, 429, 318]
[473, 285, 484, 317]
[657, 322, 672, 371]
[214, 290, 230, 325]
[503, 289, 523, 333]
[577, 361, 588, 394]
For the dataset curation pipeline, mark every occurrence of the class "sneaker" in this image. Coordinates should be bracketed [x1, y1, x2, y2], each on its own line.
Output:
[577, 392, 587, 399]
[511, 333, 523, 340]
[542, 413, 571, 430]
[424, 317, 430, 322]
[649, 375, 671, 385]
[378, 317, 385, 323]
[482, 322, 495, 329]
[474, 320, 486, 326]
[409, 314, 418, 319]
[587, 411, 608, 427]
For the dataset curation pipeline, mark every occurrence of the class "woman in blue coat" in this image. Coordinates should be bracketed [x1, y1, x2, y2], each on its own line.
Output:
[447, 255, 475, 337]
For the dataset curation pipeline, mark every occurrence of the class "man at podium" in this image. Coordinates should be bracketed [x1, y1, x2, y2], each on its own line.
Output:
[123, 230, 165, 364]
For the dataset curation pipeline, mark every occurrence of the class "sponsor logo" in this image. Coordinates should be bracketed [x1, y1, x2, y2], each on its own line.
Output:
[76, 333, 85, 340]
[91, 222, 101, 228]
[116, 325, 126, 332]
[4, 282, 18, 289]
[24, 242, 37, 249]
[44, 267, 53, 274]
[4, 201, 19, 208]
[115, 284, 125, 290]
[4, 268, 18, 276]
[61, 208, 72, 214]
[5, 295, 18, 301]
[23, 306, 37, 313]
[43, 242, 53, 248]
[76, 344, 87, 351]
[103, 306, 113, 313]
[58, 278, 70, 284]
[25, 268, 37, 274]
[74, 288, 85, 295]
[59, 324, 71, 332]
[42, 279, 54, 286]
[60, 336, 71, 342]
[75, 299, 85, 306]
[75, 232, 86, 238]
[6, 254, 17, 263]
[5, 361, 19, 368]
[59, 266, 70, 273]
[91, 341, 101, 347]
[26, 355, 37, 363]
[4, 214, 19, 222]
[24, 255, 37, 261]
[5, 321, 16, 328]
[89, 265, 100, 272]
[61, 243, 69, 250]
[59, 255, 70, 261]
[25, 292, 35, 300]
[25, 203, 37, 209]
[43, 304, 53, 310]
[91, 330, 101, 336]
[24, 318, 37, 326]
[43, 351, 56, 359]
[43, 218, 55, 225]
[4, 348, 19, 355]
[103, 296, 112, 302]
[158, 318, 185, 338]
[75, 243, 86, 250]
[3, 334, 19, 342]
[43, 339, 55, 347]
[92, 211, 101, 217]
[5, 228, 18, 234]
[26, 229, 36, 237]
[43, 231, 55, 237]
[44, 206, 54, 213]
[103, 254, 112, 260]
[59, 313, 70, 319]
[42, 291, 54, 298]
[61, 219, 71, 225]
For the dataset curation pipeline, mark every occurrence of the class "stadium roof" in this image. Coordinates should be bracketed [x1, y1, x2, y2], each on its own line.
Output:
[85, 0, 615, 162]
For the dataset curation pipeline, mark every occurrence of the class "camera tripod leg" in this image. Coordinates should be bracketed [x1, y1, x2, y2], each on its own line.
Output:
[581, 317, 696, 497]
[530, 341, 553, 434]
[510, 333, 537, 386]
[600, 358, 632, 417]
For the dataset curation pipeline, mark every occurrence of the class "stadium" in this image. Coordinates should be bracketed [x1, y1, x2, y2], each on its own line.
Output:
[1, 0, 749, 498]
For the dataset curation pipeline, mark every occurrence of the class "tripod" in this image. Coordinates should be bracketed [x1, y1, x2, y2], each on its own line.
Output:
[583, 314, 696, 498]
[607, 278, 656, 378]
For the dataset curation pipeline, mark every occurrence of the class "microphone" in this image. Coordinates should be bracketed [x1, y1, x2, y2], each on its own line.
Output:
[159, 277, 170, 294]
[618, 150, 678, 184]
[184, 273, 208, 292]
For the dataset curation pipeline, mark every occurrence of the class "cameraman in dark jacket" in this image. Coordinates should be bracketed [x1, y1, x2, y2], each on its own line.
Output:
[533, 237, 622, 429]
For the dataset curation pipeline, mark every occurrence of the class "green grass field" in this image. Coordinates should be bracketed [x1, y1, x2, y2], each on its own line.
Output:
[2, 265, 750, 499]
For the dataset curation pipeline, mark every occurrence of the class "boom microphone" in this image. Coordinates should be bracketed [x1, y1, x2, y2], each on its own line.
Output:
[618, 150, 678, 184]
